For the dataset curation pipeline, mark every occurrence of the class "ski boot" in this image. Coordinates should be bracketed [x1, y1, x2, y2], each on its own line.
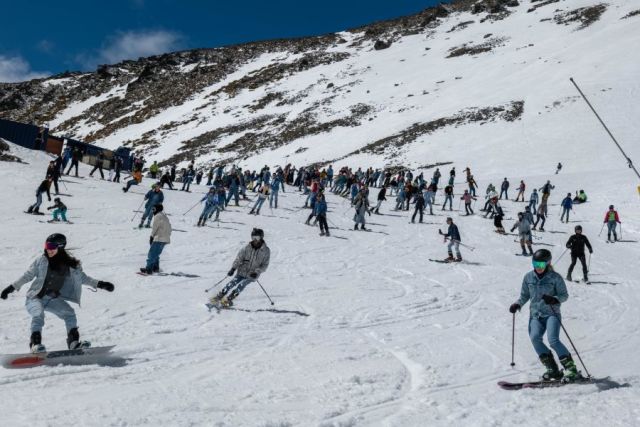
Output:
[361, 225, 367, 231]
[583, 274, 588, 283]
[197, 218, 203, 227]
[445, 254, 455, 263]
[455, 256, 463, 262]
[325, 231, 330, 237]
[540, 353, 563, 381]
[30, 331, 46, 353]
[145, 223, 151, 228]
[220, 291, 239, 308]
[138, 222, 144, 229]
[566, 273, 572, 282]
[320, 231, 325, 236]
[521, 248, 528, 256]
[27, 205, 34, 213]
[354, 224, 358, 230]
[140, 267, 152, 275]
[528, 246, 534, 256]
[67, 328, 91, 350]
[560, 355, 583, 383]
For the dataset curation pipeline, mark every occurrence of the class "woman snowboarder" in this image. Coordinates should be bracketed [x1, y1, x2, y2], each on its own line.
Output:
[0, 234, 115, 353]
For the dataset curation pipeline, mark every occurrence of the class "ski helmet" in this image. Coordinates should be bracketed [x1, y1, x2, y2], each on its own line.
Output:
[532, 249, 552, 263]
[609, 205, 614, 209]
[575, 225, 582, 231]
[45, 233, 67, 250]
[251, 228, 264, 239]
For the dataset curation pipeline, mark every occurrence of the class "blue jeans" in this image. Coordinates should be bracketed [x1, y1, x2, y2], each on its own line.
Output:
[500, 189, 508, 199]
[528, 315, 570, 358]
[146, 242, 166, 271]
[252, 197, 266, 213]
[447, 240, 461, 257]
[221, 276, 254, 296]
[124, 179, 138, 192]
[200, 204, 217, 221]
[26, 296, 77, 333]
[560, 208, 570, 222]
[442, 195, 452, 209]
[30, 192, 44, 211]
[528, 200, 537, 212]
[269, 191, 278, 208]
[141, 205, 154, 226]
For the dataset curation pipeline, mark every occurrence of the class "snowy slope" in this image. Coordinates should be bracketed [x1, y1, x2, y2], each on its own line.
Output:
[1, 131, 639, 427]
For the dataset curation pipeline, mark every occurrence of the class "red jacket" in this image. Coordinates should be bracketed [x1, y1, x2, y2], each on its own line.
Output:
[604, 210, 620, 223]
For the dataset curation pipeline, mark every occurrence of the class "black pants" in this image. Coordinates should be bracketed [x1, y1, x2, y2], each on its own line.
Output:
[568, 254, 587, 277]
[90, 164, 104, 178]
[464, 203, 473, 214]
[412, 206, 423, 223]
[53, 177, 59, 194]
[66, 161, 78, 176]
[317, 214, 329, 234]
[114, 170, 121, 183]
[534, 214, 546, 229]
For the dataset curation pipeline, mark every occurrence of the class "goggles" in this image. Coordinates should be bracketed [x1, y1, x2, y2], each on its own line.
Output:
[44, 242, 60, 250]
[251, 235, 262, 241]
[532, 260, 548, 269]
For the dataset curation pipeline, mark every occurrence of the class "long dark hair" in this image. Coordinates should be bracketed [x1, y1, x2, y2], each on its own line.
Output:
[43, 248, 80, 269]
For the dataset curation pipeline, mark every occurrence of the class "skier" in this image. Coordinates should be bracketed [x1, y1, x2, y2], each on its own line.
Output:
[460, 190, 476, 215]
[555, 162, 562, 174]
[539, 180, 555, 206]
[509, 249, 581, 382]
[210, 228, 270, 307]
[438, 217, 462, 262]
[47, 197, 69, 223]
[515, 180, 526, 202]
[493, 203, 505, 234]
[140, 204, 172, 274]
[197, 187, 219, 226]
[511, 212, 534, 256]
[315, 193, 330, 236]
[181, 166, 195, 192]
[499, 178, 509, 200]
[573, 190, 587, 204]
[603, 205, 621, 242]
[122, 170, 143, 193]
[149, 161, 159, 179]
[373, 186, 387, 214]
[113, 156, 123, 183]
[139, 184, 164, 228]
[65, 147, 81, 177]
[565, 225, 593, 282]
[560, 193, 573, 223]
[467, 175, 478, 197]
[89, 152, 105, 179]
[442, 184, 454, 211]
[269, 174, 280, 208]
[528, 188, 539, 212]
[423, 185, 435, 215]
[1, 233, 114, 353]
[46, 160, 61, 195]
[159, 171, 174, 189]
[411, 191, 425, 223]
[249, 184, 269, 215]
[533, 202, 547, 232]
[27, 177, 53, 214]
[353, 189, 370, 230]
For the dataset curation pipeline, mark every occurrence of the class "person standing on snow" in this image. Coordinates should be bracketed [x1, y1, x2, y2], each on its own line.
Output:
[533, 202, 547, 232]
[511, 212, 534, 256]
[210, 228, 270, 307]
[140, 204, 172, 274]
[411, 190, 425, 223]
[442, 184, 454, 211]
[1, 233, 114, 353]
[515, 180, 526, 202]
[528, 188, 539, 213]
[603, 205, 621, 242]
[89, 152, 105, 179]
[46, 197, 69, 223]
[509, 249, 581, 382]
[499, 178, 510, 200]
[315, 193, 330, 236]
[353, 189, 370, 230]
[139, 184, 164, 229]
[373, 186, 387, 214]
[197, 187, 219, 227]
[439, 217, 462, 262]
[460, 190, 476, 215]
[565, 225, 593, 282]
[560, 193, 573, 223]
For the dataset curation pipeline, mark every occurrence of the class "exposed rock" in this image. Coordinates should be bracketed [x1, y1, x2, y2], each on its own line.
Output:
[373, 40, 392, 50]
[447, 37, 509, 58]
[622, 9, 640, 19]
[554, 4, 608, 30]
[0, 139, 23, 163]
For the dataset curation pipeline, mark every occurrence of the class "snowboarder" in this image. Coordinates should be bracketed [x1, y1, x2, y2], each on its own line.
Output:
[210, 228, 270, 307]
[560, 193, 573, 223]
[604, 205, 621, 242]
[565, 225, 593, 282]
[47, 197, 69, 223]
[1, 233, 114, 353]
[27, 177, 52, 215]
[511, 212, 534, 256]
[139, 184, 164, 228]
[499, 178, 509, 200]
[438, 217, 462, 262]
[509, 249, 581, 382]
[140, 204, 172, 274]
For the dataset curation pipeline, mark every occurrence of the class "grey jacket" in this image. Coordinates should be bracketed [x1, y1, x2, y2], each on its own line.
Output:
[511, 217, 532, 234]
[9, 255, 99, 305]
[517, 269, 568, 318]
[151, 212, 172, 243]
[232, 242, 270, 278]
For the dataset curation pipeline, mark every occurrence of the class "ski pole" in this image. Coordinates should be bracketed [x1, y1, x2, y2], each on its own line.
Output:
[183, 200, 200, 216]
[598, 222, 605, 237]
[131, 198, 145, 222]
[256, 280, 275, 306]
[587, 252, 591, 273]
[511, 312, 516, 367]
[619, 223, 623, 240]
[549, 304, 591, 378]
[205, 276, 228, 293]
[555, 248, 569, 264]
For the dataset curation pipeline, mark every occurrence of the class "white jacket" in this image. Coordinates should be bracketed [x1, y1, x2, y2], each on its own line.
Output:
[151, 212, 172, 243]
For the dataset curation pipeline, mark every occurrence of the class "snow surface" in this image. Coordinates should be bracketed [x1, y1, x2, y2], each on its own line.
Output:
[1, 135, 639, 426]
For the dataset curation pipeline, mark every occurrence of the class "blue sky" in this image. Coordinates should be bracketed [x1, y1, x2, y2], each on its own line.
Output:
[0, 0, 446, 83]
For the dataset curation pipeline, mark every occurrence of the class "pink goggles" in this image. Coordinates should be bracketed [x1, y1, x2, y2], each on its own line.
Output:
[44, 242, 60, 250]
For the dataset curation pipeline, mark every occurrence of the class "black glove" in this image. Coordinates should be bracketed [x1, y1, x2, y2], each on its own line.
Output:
[509, 303, 521, 314]
[542, 294, 559, 305]
[228, 268, 235, 276]
[97, 281, 115, 292]
[1, 285, 15, 300]
[149, 236, 154, 245]
[249, 272, 258, 279]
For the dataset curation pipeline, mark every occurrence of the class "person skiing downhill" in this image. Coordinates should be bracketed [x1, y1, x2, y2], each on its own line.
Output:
[47, 197, 69, 222]
[140, 204, 172, 274]
[604, 205, 621, 242]
[565, 225, 593, 282]
[439, 217, 462, 262]
[509, 249, 582, 382]
[210, 228, 270, 307]
[511, 212, 534, 256]
[140, 184, 164, 228]
[197, 187, 219, 226]
[1, 234, 115, 353]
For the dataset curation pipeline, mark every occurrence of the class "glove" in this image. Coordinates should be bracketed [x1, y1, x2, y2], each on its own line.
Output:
[249, 272, 258, 279]
[97, 281, 115, 292]
[149, 236, 154, 245]
[227, 268, 235, 276]
[542, 294, 559, 305]
[589, 250, 593, 254]
[509, 303, 520, 314]
[1, 285, 15, 300]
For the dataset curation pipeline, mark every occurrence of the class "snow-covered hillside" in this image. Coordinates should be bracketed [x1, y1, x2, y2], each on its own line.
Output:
[0, 132, 639, 426]
[1, 0, 639, 173]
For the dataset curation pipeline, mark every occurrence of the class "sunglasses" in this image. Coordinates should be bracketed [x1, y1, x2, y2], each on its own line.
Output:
[532, 260, 547, 269]
[44, 242, 60, 250]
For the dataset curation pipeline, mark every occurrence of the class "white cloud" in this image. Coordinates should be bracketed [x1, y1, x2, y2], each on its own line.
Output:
[78, 30, 183, 70]
[0, 55, 49, 83]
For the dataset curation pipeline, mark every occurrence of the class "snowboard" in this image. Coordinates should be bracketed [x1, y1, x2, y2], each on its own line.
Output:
[1, 345, 115, 369]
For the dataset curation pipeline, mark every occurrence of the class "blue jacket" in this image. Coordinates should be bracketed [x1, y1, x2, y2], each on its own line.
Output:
[446, 223, 461, 242]
[201, 192, 218, 207]
[561, 197, 573, 209]
[517, 268, 568, 318]
[145, 190, 164, 208]
[315, 199, 327, 216]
